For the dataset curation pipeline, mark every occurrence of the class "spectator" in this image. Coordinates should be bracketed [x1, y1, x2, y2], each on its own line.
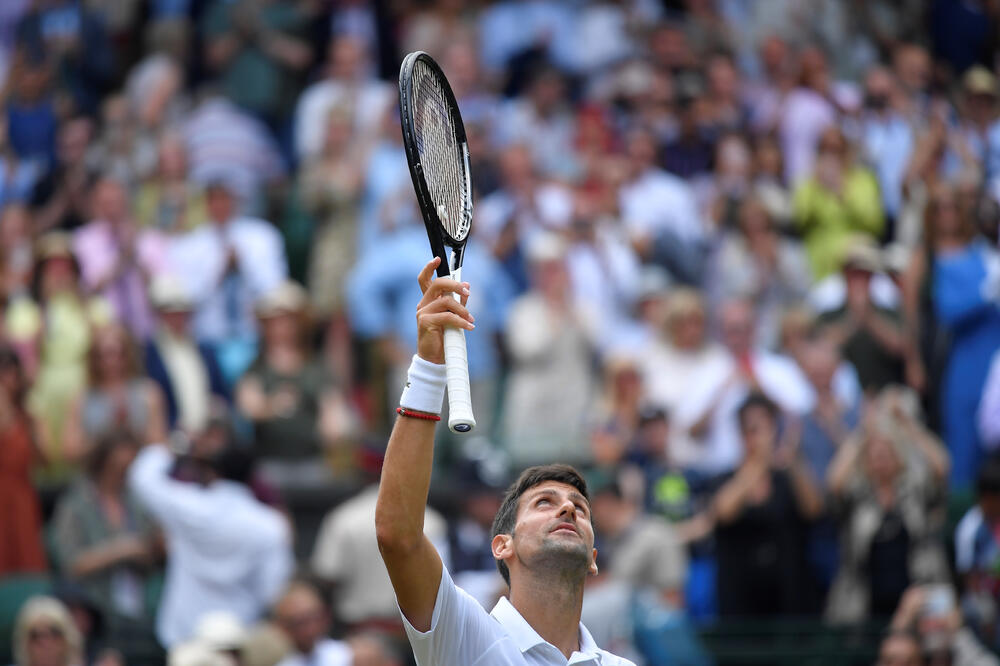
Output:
[673, 298, 812, 476]
[590, 477, 688, 606]
[956, 67, 1000, 195]
[5, 54, 57, 170]
[0, 104, 44, 209]
[955, 456, 1000, 651]
[798, 337, 862, 485]
[707, 196, 811, 348]
[621, 126, 706, 284]
[63, 323, 167, 462]
[591, 357, 646, 468]
[128, 440, 293, 647]
[0, 204, 36, 304]
[859, 65, 914, 225]
[51, 429, 159, 659]
[30, 116, 96, 234]
[793, 125, 884, 279]
[713, 393, 823, 616]
[299, 103, 366, 319]
[0, 344, 47, 576]
[144, 276, 229, 434]
[15, 0, 115, 116]
[73, 176, 167, 340]
[134, 132, 206, 234]
[926, 197, 1000, 490]
[638, 288, 726, 464]
[818, 238, 907, 393]
[294, 34, 392, 164]
[496, 65, 579, 181]
[181, 95, 286, 213]
[236, 281, 356, 487]
[443, 468, 505, 608]
[271, 581, 351, 666]
[889, 584, 999, 666]
[87, 94, 158, 190]
[11, 233, 112, 472]
[501, 234, 597, 467]
[310, 477, 449, 631]
[826, 388, 950, 622]
[875, 630, 925, 666]
[168, 177, 288, 384]
[12, 596, 84, 666]
[201, 0, 312, 132]
[778, 46, 841, 186]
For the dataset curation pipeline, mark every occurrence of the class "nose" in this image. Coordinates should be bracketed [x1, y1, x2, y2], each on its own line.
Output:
[556, 497, 577, 520]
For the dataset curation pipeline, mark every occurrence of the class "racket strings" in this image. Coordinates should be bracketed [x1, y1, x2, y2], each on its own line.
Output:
[411, 61, 471, 242]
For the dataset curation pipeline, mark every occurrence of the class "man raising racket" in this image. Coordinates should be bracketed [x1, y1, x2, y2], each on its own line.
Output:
[375, 257, 636, 665]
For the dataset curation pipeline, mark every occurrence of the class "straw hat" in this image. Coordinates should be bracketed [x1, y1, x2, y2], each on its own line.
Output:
[964, 65, 998, 97]
[149, 275, 193, 312]
[255, 280, 309, 319]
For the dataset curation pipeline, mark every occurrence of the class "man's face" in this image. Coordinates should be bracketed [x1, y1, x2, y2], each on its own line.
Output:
[276, 590, 328, 655]
[494, 481, 597, 582]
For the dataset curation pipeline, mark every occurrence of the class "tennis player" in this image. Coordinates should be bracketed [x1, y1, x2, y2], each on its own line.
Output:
[375, 258, 637, 665]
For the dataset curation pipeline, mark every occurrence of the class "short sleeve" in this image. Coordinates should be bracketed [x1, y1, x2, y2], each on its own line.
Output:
[402, 565, 503, 666]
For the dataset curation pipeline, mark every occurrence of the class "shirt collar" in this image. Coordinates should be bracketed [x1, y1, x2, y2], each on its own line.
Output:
[489, 596, 603, 663]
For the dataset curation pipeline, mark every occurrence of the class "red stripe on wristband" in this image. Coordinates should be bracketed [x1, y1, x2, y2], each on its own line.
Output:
[396, 407, 442, 422]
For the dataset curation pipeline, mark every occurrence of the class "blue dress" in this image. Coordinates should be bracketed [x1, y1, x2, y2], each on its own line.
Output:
[933, 240, 1000, 489]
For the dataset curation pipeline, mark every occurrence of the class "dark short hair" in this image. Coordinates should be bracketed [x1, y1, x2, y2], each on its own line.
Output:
[737, 392, 778, 429]
[490, 464, 590, 587]
[85, 429, 140, 480]
[977, 456, 1000, 496]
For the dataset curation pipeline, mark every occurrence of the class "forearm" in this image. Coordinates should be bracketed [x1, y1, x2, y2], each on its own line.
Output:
[375, 415, 437, 550]
[789, 462, 824, 519]
[260, 31, 312, 70]
[863, 312, 906, 356]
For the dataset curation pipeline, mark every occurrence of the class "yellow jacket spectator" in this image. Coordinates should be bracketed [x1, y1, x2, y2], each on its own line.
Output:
[794, 127, 884, 279]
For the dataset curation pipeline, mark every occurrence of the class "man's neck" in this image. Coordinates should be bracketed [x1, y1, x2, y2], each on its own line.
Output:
[508, 572, 585, 659]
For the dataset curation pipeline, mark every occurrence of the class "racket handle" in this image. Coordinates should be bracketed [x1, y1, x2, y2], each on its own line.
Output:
[443, 324, 476, 433]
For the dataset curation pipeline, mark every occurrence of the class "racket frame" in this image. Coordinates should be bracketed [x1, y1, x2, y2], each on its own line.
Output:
[398, 50, 477, 434]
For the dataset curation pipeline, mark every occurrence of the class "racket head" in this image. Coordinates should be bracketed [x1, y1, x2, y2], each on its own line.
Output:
[399, 51, 473, 276]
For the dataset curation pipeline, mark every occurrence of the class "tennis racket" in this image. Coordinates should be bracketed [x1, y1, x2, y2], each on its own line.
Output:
[398, 51, 476, 434]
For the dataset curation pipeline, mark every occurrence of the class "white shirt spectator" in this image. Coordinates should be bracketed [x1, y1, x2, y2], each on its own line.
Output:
[673, 351, 813, 474]
[311, 485, 449, 625]
[293, 78, 393, 162]
[404, 565, 637, 666]
[128, 445, 293, 647]
[978, 349, 1000, 451]
[276, 638, 352, 666]
[565, 224, 642, 351]
[168, 217, 287, 343]
[619, 168, 704, 246]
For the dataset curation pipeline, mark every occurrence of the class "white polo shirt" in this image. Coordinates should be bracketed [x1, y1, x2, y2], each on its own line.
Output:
[403, 566, 637, 666]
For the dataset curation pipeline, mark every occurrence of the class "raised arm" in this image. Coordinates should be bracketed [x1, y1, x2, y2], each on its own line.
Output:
[374, 257, 474, 633]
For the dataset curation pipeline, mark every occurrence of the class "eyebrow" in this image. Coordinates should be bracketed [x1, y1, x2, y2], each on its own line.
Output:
[530, 488, 590, 507]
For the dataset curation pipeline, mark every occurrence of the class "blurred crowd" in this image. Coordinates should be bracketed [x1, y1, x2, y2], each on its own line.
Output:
[2, 0, 1000, 665]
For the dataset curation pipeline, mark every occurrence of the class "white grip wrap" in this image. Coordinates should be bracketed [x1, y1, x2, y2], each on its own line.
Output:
[444, 325, 475, 432]
[444, 266, 475, 433]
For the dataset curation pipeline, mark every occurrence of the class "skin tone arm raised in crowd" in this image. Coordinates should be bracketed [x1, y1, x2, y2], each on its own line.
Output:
[374, 257, 474, 633]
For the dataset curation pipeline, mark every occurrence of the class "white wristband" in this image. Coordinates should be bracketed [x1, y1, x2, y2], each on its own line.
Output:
[399, 355, 447, 415]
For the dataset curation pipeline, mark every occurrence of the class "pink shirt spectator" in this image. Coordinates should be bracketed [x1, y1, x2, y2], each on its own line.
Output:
[73, 220, 167, 340]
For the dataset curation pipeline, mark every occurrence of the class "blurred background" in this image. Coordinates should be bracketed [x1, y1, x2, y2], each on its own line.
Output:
[2, 0, 1000, 665]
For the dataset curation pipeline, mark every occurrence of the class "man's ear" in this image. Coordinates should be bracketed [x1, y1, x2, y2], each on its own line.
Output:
[589, 548, 599, 576]
[492, 533, 513, 562]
